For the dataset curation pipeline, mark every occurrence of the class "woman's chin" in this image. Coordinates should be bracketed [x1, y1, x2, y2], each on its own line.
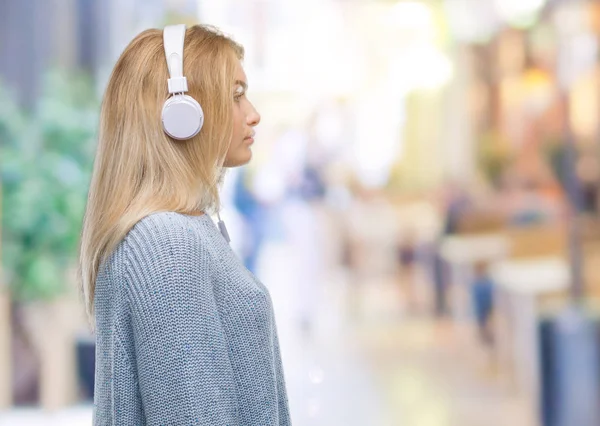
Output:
[224, 149, 252, 167]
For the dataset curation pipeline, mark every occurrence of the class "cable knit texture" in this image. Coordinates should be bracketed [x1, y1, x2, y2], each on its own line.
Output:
[93, 211, 291, 425]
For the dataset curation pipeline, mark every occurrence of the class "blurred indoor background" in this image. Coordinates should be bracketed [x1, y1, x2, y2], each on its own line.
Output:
[2, 0, 600, 425]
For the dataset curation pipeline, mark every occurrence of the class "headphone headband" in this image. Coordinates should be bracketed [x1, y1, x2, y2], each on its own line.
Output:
[163, 24, 188, 94]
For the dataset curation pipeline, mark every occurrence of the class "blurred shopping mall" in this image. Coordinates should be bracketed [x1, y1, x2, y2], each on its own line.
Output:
[2, 0, 600, 425]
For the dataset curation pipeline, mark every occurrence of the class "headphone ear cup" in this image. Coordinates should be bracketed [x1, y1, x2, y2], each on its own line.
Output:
[161, 95, 204, 140]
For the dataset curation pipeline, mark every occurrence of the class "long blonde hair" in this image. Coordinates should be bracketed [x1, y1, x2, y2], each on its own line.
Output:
[78, 25, 244, 332]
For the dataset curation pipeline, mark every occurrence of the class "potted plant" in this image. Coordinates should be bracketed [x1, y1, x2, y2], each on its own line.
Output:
[0, 70, 99, 407]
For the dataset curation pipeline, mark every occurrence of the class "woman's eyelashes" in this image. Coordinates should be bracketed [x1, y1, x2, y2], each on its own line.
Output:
[234, 86, 245, 103]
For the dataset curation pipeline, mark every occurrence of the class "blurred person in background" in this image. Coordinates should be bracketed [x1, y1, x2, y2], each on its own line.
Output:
[577, 152, 600, 215]
[430, 182, 472, 318]
[78, 24, 291, 425]
[232, 166, 268, 274]
[470, 261, 495, 346]
[272, 127, 328, 336]
[396, 227, 419, 313]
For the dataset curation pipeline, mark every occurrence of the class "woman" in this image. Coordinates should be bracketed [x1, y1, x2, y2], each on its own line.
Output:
[78, 24, 292, 425]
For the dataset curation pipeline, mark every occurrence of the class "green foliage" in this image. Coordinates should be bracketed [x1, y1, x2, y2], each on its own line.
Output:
[477, 129, 513, 188]
[0, 70, 99, 301]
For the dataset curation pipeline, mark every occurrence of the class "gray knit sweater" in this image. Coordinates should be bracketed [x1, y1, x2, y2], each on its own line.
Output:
[93, 211, 292, 425]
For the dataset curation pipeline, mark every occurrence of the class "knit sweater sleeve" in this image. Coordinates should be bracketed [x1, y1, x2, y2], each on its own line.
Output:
[123, 217, 239, 425]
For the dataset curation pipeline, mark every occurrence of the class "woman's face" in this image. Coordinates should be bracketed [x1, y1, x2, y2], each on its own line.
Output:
[224, 60, 261, 167]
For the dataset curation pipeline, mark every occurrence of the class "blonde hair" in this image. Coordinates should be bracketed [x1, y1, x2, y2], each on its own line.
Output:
[78, 25, 244, 332]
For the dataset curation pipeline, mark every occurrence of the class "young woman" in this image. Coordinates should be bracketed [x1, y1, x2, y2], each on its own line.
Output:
[78, 24, 291, 425]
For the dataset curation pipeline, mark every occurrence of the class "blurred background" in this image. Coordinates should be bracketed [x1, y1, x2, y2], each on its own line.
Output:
[2, 0, 600, 425]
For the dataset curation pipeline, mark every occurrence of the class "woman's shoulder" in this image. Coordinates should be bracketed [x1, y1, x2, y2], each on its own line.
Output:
[123, 211, 213, 263]
[114, 212, 219, 312]
[131, 210, 194, 231]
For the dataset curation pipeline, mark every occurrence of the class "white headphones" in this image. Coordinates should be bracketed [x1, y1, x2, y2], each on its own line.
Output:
[162, 24, 204, 140]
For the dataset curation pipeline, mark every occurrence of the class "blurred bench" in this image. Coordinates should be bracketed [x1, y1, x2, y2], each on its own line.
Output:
[491, 256, 569, 421]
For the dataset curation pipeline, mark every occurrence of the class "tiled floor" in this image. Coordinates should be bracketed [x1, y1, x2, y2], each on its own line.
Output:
[0, 241, 533, 426]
